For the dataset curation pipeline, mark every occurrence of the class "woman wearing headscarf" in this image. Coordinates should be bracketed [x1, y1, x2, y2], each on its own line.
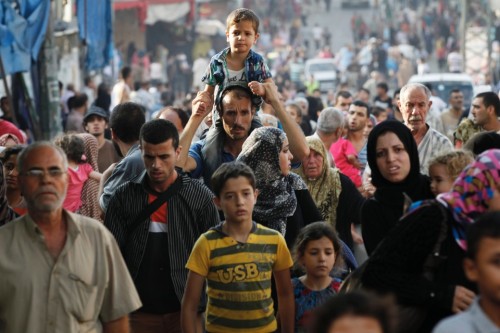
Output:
[296, 136, 365, 249]
[360, 149, 500, 333]
[361, 121, 433, 255]
[237, 127, 322, 248]
[77, 133, 102, 222]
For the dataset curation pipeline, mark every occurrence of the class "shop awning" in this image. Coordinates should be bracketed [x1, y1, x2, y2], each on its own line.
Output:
[113, 0, 194, 27]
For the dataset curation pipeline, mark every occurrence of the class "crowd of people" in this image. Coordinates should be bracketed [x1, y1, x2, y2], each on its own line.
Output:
[0, 4, 499, 333]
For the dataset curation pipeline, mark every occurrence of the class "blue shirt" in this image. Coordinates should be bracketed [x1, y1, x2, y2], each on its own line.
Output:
[188, 140, 236, 179]
[432, 297, 500, 333]
[100, 144, 144, 213]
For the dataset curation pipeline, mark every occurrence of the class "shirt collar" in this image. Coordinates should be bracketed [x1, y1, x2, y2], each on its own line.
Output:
[23, 210, 81, 242]
[470, 297, 500, 332]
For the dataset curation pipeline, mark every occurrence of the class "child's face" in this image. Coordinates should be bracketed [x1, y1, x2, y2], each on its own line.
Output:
[300, 236, 336, 279]
[279, 137, 293, 176]
[226, 20, 259, 55]
[214, 176, 257, 224]
[328, 315, 383, 333]
[464, 237, 500, 306]
[429, 163, 454, 196]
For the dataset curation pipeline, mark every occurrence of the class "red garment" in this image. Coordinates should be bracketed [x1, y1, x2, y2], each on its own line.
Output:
[0, 120, 25, 143]
[63, 163, 93, 212]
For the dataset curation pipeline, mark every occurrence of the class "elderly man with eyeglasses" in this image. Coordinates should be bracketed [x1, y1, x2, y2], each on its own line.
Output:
[0, 141, 142, 333]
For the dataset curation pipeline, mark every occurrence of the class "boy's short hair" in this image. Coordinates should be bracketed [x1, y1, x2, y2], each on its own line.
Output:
[428, 150, 474, 180]
[211, 161, 256, 197]
[466, 211, 500, 259]
[140, 119, 179, 148]
[226, 8, 260, 33]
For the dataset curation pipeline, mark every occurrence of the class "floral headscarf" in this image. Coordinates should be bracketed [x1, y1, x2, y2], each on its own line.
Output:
[438, 149, 500, 250]
[296, 136, 342, 228]
[237, 127, 306, 235]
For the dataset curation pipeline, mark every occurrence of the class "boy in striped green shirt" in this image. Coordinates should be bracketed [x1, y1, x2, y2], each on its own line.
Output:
[181, 161, 294, 333]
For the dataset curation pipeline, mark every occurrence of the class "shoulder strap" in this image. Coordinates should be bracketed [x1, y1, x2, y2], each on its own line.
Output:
[128, 175, 183, 235]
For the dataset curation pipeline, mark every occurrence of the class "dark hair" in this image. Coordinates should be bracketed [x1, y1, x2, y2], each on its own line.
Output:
[67, 93, 88, 110]
[110, 102, 146, 144]
[376, 82, 389, 92]
[211, 161, 256, 197]
[0, 96, 7, 105]
[84, 76, 93, 86]
[475, 91, 500, 116]
[335, 90, 352, 101]
[155, 106, 189, 128]
[54, 133, 86, 164]
[372, 106, 387, 118]
[393, 88, 401, 99]
[311, 291, 395, 333]
[352, 99, 371, 117]
[293, 222, 342, 271]
[216, 85, 259, 116]
[139, 119, 179, 148]
[466, 211, 500, 259]
[1, 145, 25, 163]
[94, 83, 111, 112]
[226, 8, 260, 33]
[450, 88, 462, 96]
[121, 66, 132, 80]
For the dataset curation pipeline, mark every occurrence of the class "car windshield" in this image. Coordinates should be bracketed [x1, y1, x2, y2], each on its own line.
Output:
[432, 81, 474, 109]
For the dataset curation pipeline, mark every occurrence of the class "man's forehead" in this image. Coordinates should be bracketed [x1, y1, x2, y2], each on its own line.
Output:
[24, 147, 65, 167]
[222, 95, 252, 110]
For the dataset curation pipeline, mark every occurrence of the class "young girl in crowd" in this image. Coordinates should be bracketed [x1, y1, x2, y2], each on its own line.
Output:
[54, 134, 102, 212]
[428, 150, 474, 196]
[291, 222, 343, 332]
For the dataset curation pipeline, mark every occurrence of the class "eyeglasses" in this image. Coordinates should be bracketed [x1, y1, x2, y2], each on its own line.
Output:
[23, 169, 66, 179]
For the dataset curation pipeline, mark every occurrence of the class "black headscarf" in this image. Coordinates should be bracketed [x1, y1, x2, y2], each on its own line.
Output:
[367, 121, 420, 189]
[367, 120, 434, 208]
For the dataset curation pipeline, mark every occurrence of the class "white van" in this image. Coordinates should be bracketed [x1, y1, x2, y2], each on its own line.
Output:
[408, 73, 474, 110]
[304, 59, 338, 93]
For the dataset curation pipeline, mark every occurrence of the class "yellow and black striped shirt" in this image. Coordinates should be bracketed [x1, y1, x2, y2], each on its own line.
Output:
[186, 222, 293, 333]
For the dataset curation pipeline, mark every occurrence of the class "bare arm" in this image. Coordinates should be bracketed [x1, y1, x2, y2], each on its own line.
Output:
[176, 91, 212, 172]
[103, 315, 129, 333]
[89, 170, 102, 181]
[261, 82, 310, 162]
[274, 268, 294, 333]
[181, 271, 205, 333]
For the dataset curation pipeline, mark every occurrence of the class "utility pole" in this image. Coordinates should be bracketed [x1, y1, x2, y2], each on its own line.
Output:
[39, 0, 63, 140]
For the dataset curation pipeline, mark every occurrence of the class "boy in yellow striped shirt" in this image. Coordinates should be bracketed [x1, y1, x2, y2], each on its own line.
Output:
[181, 161, 294, 333]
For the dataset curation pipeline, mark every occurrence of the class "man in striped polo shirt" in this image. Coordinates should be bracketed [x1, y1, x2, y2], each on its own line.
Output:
[105, 119, 220, 333]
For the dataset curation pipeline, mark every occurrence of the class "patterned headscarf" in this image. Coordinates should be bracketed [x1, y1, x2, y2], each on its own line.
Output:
[237, 127, 306, 235]
[296, 136, 342, 228]
[77, 133, 102, 222]
[438, 149, 500, 250]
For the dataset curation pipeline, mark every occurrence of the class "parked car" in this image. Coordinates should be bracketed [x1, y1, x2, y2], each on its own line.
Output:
[408, 73, 474, 111]
[304, 58, 338, 93]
